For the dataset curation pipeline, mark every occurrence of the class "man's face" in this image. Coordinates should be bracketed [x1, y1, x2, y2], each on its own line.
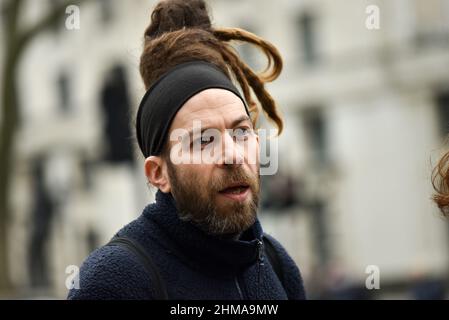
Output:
[164, 88, 260, 238]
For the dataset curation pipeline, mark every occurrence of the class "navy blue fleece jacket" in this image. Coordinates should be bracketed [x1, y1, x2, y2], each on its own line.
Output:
[67, 190, 306, 300]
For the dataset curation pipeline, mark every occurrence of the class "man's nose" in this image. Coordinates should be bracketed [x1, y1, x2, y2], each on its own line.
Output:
[216, 130, 244, 168]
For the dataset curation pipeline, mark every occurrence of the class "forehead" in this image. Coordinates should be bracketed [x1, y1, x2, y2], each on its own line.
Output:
[171, 88, 248, 130]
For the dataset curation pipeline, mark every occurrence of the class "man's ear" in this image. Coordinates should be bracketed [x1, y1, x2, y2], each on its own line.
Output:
[144, 156, 171, 193]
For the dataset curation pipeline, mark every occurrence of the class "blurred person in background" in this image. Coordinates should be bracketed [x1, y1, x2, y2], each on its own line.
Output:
[67, 0, 306, 300]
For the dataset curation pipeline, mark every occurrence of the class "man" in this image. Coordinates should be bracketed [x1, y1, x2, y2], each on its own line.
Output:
[68, 0, 306, 300]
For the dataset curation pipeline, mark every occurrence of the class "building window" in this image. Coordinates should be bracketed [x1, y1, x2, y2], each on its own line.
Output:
[435, 90, 449, 138]
[98, 0, 114, 26]
[100, 64, 134, 164]
[414, 0, 449, 48]
[302, 106, 328, 164]
[57, 72, 71, 114]
[297, 12, 319, 66]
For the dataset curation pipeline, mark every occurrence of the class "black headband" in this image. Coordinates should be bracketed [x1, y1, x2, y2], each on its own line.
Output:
[136, 61, 249, 157]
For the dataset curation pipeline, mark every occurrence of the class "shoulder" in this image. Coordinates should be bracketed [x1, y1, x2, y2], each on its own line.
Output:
[67, 241, 156, 300]
[263, 233, 307, 300]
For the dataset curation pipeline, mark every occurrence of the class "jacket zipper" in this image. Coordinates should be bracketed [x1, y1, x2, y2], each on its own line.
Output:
[256, 239, 264, 300]
[234, 239, 265, 300]
[234, 276, 244, 299]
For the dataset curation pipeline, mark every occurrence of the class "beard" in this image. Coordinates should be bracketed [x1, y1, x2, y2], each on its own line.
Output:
[166, 161, 260, 238]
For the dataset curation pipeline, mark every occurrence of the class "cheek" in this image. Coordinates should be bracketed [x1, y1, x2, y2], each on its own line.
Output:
[245, 137, 260, 177]
[187, 164, 214, 181]
[248, 163, 259, 178]
[244, 136, 260, 167]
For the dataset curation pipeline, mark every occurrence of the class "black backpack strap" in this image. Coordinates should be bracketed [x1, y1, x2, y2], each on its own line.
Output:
[263, 234, 285, 290]
[107, 236, 168, 300]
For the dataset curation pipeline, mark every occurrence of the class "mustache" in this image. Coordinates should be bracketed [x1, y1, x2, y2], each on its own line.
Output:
[210, 167, 259, 193]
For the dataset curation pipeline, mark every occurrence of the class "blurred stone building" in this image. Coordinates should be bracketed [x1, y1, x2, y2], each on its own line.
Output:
[5, 0, 154, 298]
[2, 0, 449, 299]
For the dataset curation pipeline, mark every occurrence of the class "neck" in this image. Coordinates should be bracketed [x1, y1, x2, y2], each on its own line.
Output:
[143, 190, 264, 275]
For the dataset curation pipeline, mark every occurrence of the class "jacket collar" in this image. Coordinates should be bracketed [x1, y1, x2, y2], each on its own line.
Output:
[142, 190, 264, 276]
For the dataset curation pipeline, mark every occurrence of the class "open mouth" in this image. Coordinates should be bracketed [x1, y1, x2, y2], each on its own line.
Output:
[218, 183, 250, 201]
[219, 183, 249, 194]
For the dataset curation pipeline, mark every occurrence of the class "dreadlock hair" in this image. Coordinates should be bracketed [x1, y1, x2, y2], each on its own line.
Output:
[139, 0, 284, 145]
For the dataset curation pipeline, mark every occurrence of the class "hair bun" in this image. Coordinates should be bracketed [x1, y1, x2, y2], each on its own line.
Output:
[145, 0, 212, 40]
[140, 0, 285, 139]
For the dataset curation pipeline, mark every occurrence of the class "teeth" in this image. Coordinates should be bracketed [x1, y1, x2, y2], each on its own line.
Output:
[226, 187, 246, 194]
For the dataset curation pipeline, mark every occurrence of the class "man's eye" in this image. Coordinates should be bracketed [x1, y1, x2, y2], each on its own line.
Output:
[200, 135, 214, 145]
[233, 128, 252, 139]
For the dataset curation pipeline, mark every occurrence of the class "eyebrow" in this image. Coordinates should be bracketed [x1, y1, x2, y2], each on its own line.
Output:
[230, 115, 251, 128]
[182, 115, 252, 141]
